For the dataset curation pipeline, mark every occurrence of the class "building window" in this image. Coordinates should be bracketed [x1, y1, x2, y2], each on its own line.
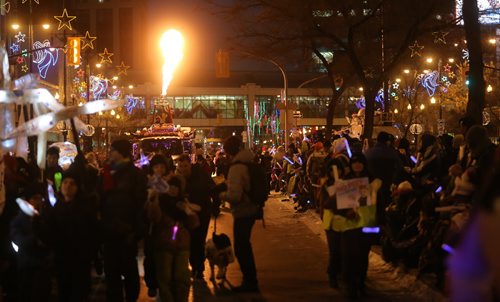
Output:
[119, 7, 133, 65]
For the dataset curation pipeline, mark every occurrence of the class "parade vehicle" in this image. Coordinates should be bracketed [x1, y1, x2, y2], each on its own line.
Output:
[132, 123, 194, 166]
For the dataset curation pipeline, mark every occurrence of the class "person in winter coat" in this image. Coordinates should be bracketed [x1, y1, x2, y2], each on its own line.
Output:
[10, 182, 51, 302]
[99, 139, 147, 302]
[47, 169, 98, 302]
[366, 132, 403, 224]
[408, 133, 442, 187]
[220, 136, 260, 293]
[175, 154, 218, 281]
[146, 176, 194, 302]
[144, 154, 174, 298]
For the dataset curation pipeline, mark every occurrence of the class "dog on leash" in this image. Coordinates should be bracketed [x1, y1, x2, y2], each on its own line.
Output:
[205, 232, 234, 282]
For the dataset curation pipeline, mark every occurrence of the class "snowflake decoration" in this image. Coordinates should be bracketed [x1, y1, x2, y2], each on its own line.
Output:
[394, 96, 399, 101]
[444, 81, 451, 87]
[392, 82, 399, 89]
[14, 32, 26, 43]
[443, 64, 452, 73]
[441, 76, 448, 82]
[403, 87, 414, 98]
[16, 56, 24, 64]
[462, 49, 469, 62]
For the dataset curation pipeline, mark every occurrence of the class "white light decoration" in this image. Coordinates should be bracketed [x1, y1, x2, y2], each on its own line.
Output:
[456, 0, 500, 25]
[32, 40, 59, 79]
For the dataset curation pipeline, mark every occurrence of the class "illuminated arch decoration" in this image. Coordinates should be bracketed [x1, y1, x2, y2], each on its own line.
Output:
[420, 71, 440, 96]
[90, 75, 108, 100]
[81, 31, 97, 50]
[14, 32, 26, 43]
[32, 40, 59, 79]
[54, 9, 76, 31]
[98, 48, 113, 64]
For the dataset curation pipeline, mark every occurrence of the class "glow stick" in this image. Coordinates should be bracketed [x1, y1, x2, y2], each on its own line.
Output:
[47, 184, 57, 207]
[54, 172, 62, 192]
[410, 156, 417, 164]
[283, 156, 294, 165]
[171, 224, 179, 240]
[435, 186, 443, 193]
[16, 198, 39, 216]
[344, 139, 352, 158]
[297, 156, 303, 166]
[11, 242, 18, 253]
[442, 244, 454, 254]
[362, 227, 380, 234]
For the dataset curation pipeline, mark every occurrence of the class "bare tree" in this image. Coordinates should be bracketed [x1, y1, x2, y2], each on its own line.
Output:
[206, 0, 453, 139]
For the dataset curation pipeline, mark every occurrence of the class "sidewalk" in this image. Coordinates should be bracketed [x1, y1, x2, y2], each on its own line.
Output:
[274, 192, 447, 302]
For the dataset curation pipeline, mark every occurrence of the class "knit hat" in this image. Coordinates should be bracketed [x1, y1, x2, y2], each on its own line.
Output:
[111, 139, 132, 158]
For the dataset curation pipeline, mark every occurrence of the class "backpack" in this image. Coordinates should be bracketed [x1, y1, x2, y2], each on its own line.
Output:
[233, 161, 270, 219]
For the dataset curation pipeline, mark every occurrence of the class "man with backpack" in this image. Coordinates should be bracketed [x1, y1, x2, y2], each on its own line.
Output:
[220, 136, 267, 293]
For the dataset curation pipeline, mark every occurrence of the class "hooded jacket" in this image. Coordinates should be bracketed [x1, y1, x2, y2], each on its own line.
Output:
[223, 149, 259, 218]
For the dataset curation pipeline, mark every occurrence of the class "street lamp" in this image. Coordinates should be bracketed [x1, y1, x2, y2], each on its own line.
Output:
[426, 57, 433, 63]
[430, 97, 436, 104]
[487, 84, 493, 93]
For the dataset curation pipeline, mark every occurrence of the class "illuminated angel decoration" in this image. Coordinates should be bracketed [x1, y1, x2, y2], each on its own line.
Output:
[32, 40, 59, 79]
[420, 71, 439, 96]
[90, 75, 108, 100]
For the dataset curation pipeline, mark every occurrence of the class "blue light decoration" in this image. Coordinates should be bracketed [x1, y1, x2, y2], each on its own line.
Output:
[9, 43, 19, 53]
[32, 40, 59, 79]
[420, 71, 439, 96]
[374, 89, 386, 111]
[108, 89, 121, 101]
[90, 75, 108, 100]
[124, 95, 145, 114]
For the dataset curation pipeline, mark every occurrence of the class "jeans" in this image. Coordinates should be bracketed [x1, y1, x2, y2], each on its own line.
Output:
[103, 242, 140, 302]
[154, 250, 190, 302]
[233, 216, 257, 285]
[189, 213, 210, 274]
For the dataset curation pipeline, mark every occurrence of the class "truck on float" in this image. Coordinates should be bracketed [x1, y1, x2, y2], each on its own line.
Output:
[131, 123, 194, 166]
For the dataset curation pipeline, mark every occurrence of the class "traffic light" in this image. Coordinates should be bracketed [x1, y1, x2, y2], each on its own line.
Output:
[67, 37, 81, 65]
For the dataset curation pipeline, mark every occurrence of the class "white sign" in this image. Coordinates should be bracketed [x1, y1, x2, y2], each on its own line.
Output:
[336, 177, 371, 209]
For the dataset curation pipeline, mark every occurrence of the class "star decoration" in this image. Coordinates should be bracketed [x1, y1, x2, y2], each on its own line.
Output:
[16, 56, 24, 64]
[81, 31, 97, 50]
[443, 64, 452, 73]
[14, 32, 26, 43]
[116, 61, 130, 75]
[448, 72, 455, 79]
[9, 43, 20, 53]
[441, 76, 448, 82]
[392, 82, 399, 89]
[99, 48, 114, 64]
[432, 31, 449, 44]
[409, 41, 424, 57]
[1, 2, 11, 14]
[363, 69, 375, 79]
[21, 65, 28, 72]
[54, 9, 76, 31]
[77, 69, 85, 78]
[22, 0, 39, 4]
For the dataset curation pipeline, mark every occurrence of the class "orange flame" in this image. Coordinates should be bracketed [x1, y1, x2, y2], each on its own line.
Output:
[160, 30, 184, 96]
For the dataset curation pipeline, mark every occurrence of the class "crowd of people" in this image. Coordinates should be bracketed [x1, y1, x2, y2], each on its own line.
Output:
[0, 116, 499, 301]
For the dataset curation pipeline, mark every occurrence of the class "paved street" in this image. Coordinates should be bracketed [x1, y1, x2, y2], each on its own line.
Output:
[90, 193, 445, 301]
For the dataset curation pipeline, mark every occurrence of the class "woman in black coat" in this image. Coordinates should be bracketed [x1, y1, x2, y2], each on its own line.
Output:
[47, 170, 98, 302]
